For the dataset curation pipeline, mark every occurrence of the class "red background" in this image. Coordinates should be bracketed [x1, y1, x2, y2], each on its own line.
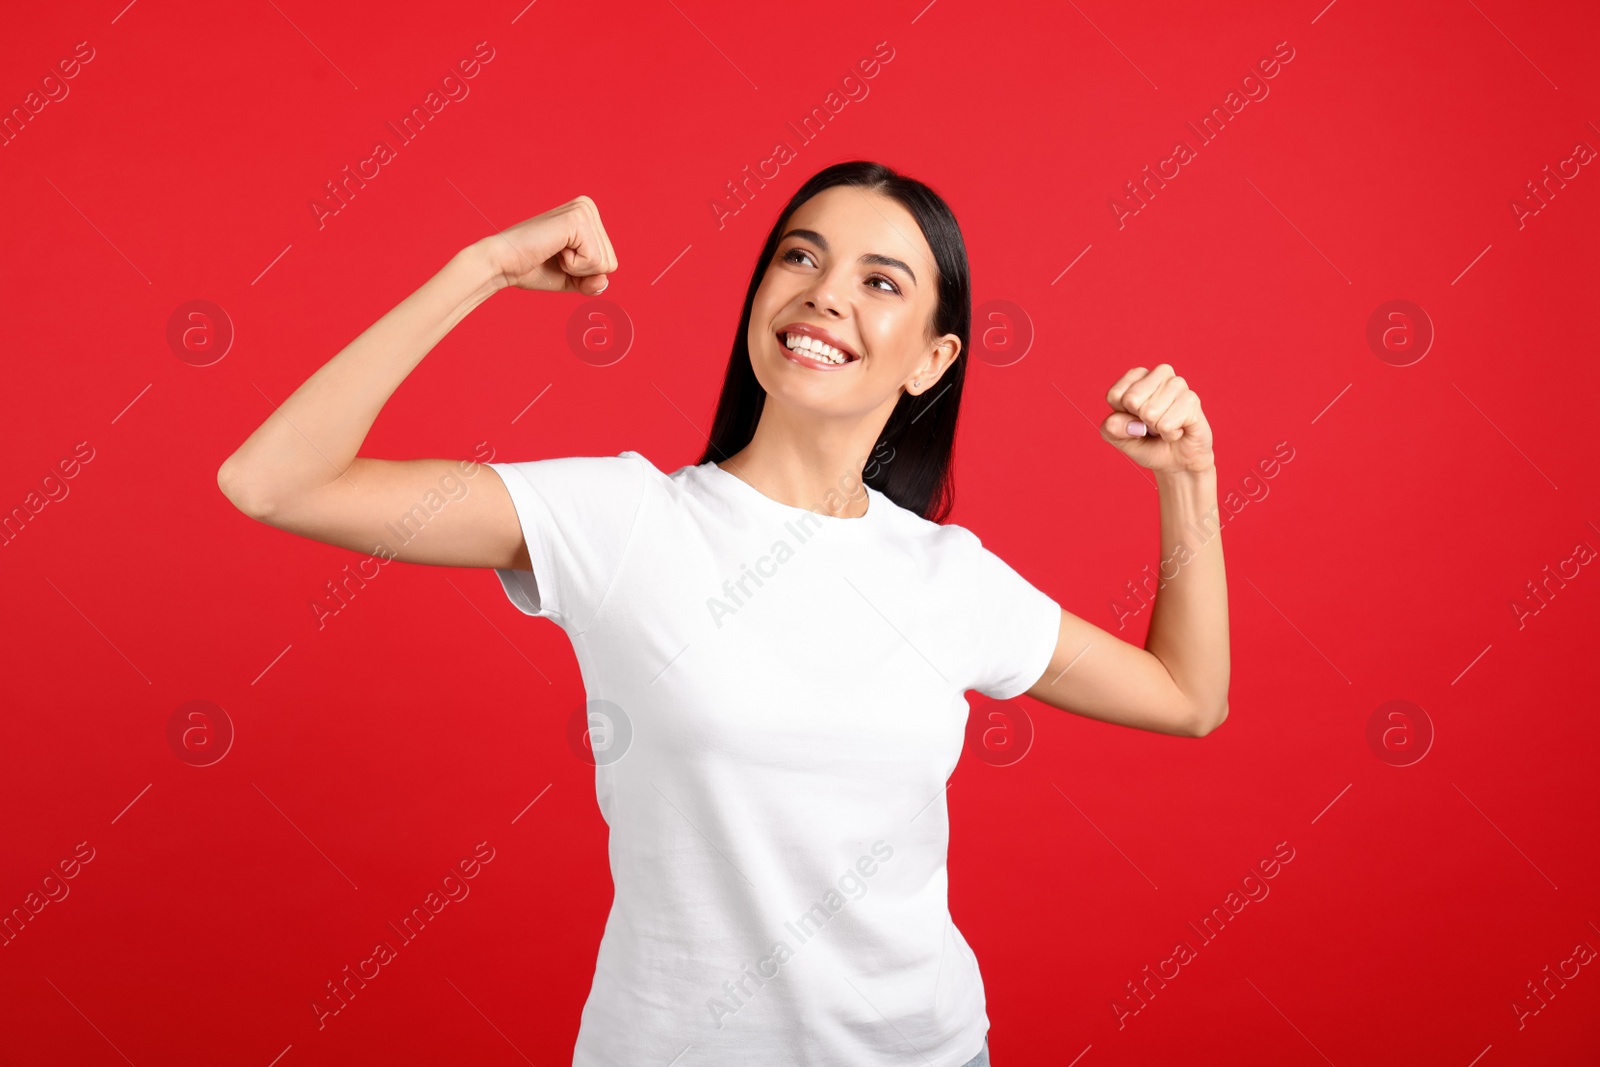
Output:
[3, 0, 1597, 1063]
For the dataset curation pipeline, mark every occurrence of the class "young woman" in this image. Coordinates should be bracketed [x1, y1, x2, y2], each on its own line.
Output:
[218, 161, 1229, 1067]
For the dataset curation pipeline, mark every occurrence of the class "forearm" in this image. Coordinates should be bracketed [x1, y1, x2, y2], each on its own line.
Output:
[219, 241, 505, 508]
[1145, 466, 1230, 729]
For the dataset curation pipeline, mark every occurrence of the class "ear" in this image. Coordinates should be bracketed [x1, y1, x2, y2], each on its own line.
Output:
[906, 335, 962, 394]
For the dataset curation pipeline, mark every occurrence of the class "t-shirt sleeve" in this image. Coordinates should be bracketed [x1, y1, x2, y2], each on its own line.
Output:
[950, 527, 1063, 700]
[486, 451, 649, 632]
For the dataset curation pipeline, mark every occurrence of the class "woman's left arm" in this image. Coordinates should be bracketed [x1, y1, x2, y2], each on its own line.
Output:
[1022, 364, 1229, 738]
[1144, 464, 1229, 731]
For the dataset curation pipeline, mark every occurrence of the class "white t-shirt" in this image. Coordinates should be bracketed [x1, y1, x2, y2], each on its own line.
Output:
[487, 451, 1060, 1067]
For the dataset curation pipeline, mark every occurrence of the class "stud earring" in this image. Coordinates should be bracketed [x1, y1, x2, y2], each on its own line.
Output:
[913, 378, 921, 388]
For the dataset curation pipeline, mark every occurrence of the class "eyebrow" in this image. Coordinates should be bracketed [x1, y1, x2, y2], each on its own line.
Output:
[779, 228, 917, 287]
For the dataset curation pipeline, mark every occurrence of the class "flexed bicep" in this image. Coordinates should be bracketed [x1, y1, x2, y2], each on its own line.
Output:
[1022, 609, 1208, 738]
[221, 455, 527, 571]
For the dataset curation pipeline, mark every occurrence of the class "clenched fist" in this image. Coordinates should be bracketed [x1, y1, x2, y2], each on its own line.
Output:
[486, 195, 618, 295]
[1100, 364, 1215, 474]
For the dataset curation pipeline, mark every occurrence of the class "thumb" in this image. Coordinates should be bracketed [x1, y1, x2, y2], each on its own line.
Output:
[567, 272, 609, 296]
[1107, 412, 1148, 438]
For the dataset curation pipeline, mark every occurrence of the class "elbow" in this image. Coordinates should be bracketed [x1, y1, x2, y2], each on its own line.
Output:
[1189, 700, 1228, 738]
[216, 459, 276, 520]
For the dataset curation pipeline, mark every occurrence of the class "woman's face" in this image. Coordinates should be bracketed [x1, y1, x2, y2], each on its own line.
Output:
[747, 185, 960, 418]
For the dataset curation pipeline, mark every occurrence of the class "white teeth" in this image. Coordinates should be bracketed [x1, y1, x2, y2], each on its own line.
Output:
[783, 332, 851, 364]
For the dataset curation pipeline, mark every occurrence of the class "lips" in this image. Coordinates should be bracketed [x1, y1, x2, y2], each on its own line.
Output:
[778, 339, 853, 371]
[776, 322, 861, 363]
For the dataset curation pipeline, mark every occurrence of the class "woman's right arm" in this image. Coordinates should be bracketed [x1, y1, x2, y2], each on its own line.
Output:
[216, 196, 618, 571]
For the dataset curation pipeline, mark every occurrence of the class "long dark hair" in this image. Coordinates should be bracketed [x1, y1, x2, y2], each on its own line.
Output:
[694, 160, 971, 524]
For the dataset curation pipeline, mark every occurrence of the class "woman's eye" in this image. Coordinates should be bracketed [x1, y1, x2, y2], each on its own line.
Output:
[782, 249, 900, 294]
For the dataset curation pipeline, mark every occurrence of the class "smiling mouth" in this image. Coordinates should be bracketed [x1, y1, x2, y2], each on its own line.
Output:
[777, 331, 859, 365]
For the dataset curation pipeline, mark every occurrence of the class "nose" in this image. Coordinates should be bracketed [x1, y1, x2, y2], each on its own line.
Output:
[801, 266, 847, 318]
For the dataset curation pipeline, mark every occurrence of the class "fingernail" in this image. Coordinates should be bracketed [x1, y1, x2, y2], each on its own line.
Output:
[594, 279, 609, 294]
[1128, 420, 1147, 436]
